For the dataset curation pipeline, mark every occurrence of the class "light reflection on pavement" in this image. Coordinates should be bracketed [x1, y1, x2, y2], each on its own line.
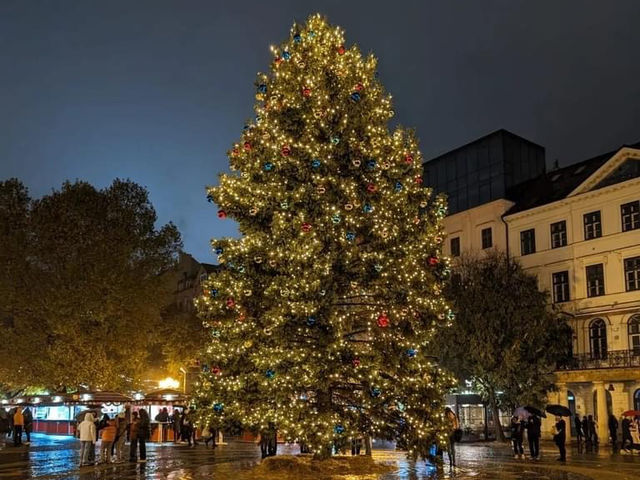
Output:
[1, 434, 638, 480]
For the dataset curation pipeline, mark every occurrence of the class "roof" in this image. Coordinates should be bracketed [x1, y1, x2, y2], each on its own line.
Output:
[506, 141, 640, 214]
[201, 263, 220, 274]
[424, 128, 545, 165]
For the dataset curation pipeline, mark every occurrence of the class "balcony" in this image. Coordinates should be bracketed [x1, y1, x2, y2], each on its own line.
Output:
[560, 349, 640, 371]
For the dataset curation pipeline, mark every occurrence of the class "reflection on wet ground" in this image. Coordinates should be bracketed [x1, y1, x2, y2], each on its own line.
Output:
[0, 434, 638, 480]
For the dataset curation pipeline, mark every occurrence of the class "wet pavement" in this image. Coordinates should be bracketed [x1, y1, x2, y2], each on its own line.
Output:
[0, 434, 638, 480]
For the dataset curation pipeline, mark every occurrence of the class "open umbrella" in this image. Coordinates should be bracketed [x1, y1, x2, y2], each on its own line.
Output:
[524, 406, 546, 418]
[513, 407, 531, 419]
[546, 404, 572, 417]
[622, 410, 640, 417]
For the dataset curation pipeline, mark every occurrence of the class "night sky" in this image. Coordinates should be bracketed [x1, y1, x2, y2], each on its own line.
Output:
[1, 1, 639, 262]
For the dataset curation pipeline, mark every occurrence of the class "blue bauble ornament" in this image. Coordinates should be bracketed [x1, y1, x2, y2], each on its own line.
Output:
[371, 387, 381, 398]
[334, 424, 345, 434]
[215, 246, 224, 255]
[211, 329, 221, 338]
[207, 194, 214, 203]
[331, 214, 341, 224]
[293, 34, 302, 43]
[406, 348, 417, 358]
[350, 92, 361, 102]
[308, 30, 316, 39]
[263, 162, 274, 171]
[346, 232, 356, 241]
[363, 203, 373, 213]
[331, 136, 340, 145]
[257, 84, 267, 94]
[213, 403, 224, 413]
[265, 369, 276, 379]
[210, 288, 218, 298]
[366, 159, 376, 169]
[311, 159, 321, 168]
[306, 316, 316, 326]
[397, 402, 406, 412]
[237, 265, 245, 273]
[282, 51, 291, 60]
[394, 182, 403, 192]
[202, 364, 209, 372]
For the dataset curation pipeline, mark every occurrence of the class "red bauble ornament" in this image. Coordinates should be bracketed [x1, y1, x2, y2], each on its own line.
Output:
[302, 87, 311, 97]
[231, 147, 239, 157]
[377, 313, 390, 328]
[354, 83, 364, 91]
[428, 256, 439, 266]
[414, 176, 423, 185]
[274, 56, 283, 65]
[366, 183, 377, 193]
[281, 145, 291, 156]
[352, 358, 361, 367]
[211, 366, 222, 375]
[238, 312, 246, 321]
[217, 210, 227, 219]
[337, 45, 346, 55]
[244, 142, 252, 151]
[301, 222, 312, 233]
[226, 297, 235, 308]
[405, 153, 414, 164]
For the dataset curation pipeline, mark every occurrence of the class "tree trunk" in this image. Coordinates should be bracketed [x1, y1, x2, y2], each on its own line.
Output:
[313, 443, 333, 460]
[364, 434, 372, 456]
[490, 396, 506, 442]
[312, 389, 334, 460]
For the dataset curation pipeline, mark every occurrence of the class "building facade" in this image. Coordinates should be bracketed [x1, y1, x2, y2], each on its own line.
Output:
[432, 131, 640, 439]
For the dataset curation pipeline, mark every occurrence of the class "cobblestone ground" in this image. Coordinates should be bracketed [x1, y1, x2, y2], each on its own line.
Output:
[0, 434, 638, 480]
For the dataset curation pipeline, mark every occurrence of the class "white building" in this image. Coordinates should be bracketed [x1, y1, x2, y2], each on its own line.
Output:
[432, 133, 640, 440]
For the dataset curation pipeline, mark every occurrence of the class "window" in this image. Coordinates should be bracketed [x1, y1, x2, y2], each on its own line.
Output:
[481, 227, 492, 249]
[624, 256, 640, 291]
[450, 237, 460, 257]
[520, 229, 536, 255]
[589, 318, 607, 360]
[200, 273, 208, 282]
[552, 271, 570, 303]
[583, 211, 602, 240]
[621, 201, 640, 232]
[550, 220, 567, 248]
[629, 316, 640, 356]
[586, 264, 605, 297]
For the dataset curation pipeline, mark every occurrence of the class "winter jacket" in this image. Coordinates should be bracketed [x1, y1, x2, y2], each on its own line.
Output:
[101, 420, 116, 442]
[23, 408, 33, 432]
[78, 413, 97, 443]
[138, 415, 150, 440]
[13, 409, 24, 426]
[115, 415, 127, 437]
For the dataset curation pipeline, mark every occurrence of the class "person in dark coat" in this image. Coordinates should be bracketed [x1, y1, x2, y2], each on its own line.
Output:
[172, 409, 182, 442]
[574, 414, 583, 446]
[526, 415, 541, 460]
[587, 415, 598, 446]
[129, 411, 140, 462]
[554, 416, 566, 461]
[510, 415, 524, 458]
[621, 416, 633, 451]
[608, 414, 618, 451]
[23, 407, 33, 444]
[155, 407, 169, 423]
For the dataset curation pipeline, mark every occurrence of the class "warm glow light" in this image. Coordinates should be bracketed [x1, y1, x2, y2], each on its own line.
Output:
[159, 377, 180, 390]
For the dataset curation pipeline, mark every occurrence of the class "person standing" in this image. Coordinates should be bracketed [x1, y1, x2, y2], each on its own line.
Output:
[12, 408, 24, 447]
[136, 409, 150, 463]
[172, 409, 181, 443]
[582, 415, 591, 451]
[100, 418, 116, 464]
[621, 416, 633, 451]
[128, 411, 140, 462]
[510, 415, 524, 458]
[554, 416, 566, 462]
[526, 415, 541, 460]
[78, 412, 97, 466]
[22, 407, 33, 445]
[114, 412, 127, 462]
[574, 414, 583, 449]
[587, 415, 598, 447]
[444, 407, 459, 467]
[0, 408, 9, 439]
[608, 414, 618, 451]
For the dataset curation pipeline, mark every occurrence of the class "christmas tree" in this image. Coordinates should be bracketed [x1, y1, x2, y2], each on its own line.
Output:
[195, 14, 454, 459]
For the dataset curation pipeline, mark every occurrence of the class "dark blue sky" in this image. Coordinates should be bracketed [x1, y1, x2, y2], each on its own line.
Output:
[1, 0, 639, 262]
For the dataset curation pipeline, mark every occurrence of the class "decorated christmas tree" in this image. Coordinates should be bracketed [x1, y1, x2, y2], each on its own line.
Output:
[195, 14, 454, 459]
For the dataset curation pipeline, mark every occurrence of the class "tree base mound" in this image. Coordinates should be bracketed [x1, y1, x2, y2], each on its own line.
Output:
[249, 454, 395, 479]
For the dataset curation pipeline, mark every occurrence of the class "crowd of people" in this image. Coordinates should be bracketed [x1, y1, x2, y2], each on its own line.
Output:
[0, 406, 34, 446]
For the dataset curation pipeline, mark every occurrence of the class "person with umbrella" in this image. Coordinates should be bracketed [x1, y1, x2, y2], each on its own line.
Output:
[608, 414, 619, 451]
[553, 415, 567, 461]
[622, 414, 633, 451]
[510, 415, 524, 459]
[523, 406, 544, 460]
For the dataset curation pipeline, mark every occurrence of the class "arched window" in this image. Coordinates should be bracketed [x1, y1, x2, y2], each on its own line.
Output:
[635, 389, 640, 411]
[589, 318, 607, 360]
[629, 315, 640, 356]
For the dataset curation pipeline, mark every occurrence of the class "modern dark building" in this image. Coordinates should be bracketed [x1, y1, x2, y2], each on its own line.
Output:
[423, 129, 546, 214]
